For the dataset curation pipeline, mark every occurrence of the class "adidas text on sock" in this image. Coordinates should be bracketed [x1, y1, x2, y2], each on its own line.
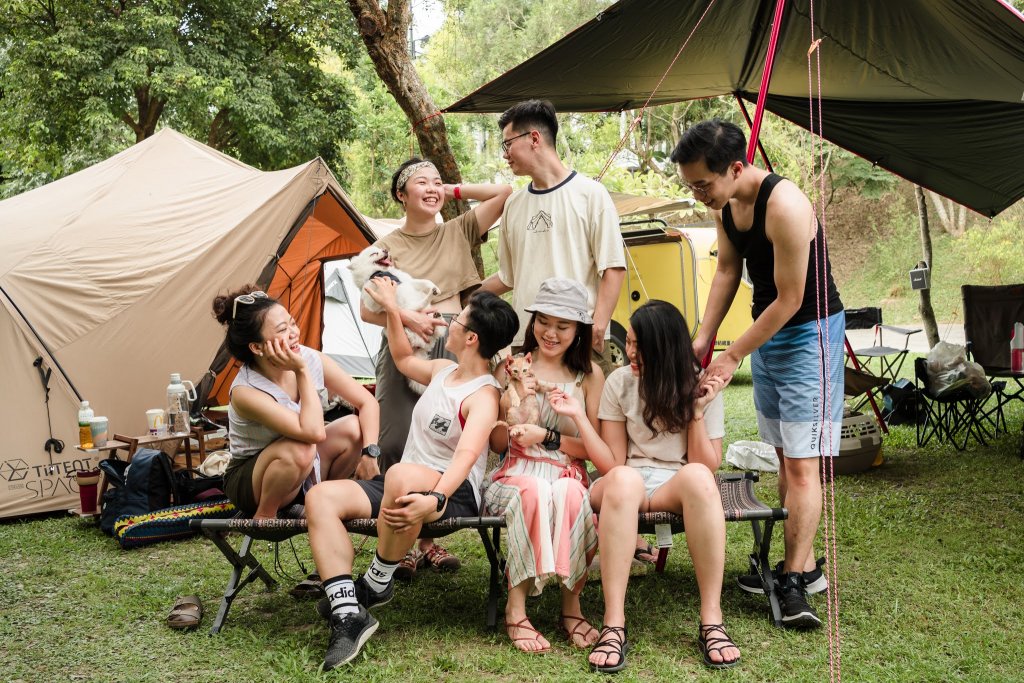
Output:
[364, 552, 400, 593]
[323, 575, 359, 615]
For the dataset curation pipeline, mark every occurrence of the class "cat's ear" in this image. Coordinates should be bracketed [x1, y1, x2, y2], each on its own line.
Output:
[504, 356, 513, 372]
[524, 352, 532, 364]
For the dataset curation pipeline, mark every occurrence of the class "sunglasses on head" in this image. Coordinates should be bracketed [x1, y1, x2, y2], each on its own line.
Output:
[233, 290, 268, 319]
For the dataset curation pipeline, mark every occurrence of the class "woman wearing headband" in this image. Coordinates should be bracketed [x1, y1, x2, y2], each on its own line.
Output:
[362, 157, 511, 577]
[212, 286, 380, 520]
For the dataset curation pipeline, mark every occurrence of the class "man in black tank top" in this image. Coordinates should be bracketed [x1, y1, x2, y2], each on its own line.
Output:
[671, 120, 846, 630]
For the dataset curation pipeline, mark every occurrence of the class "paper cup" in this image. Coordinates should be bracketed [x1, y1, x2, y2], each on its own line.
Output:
[146, 408, 167, 436]
[89, 416, 109, 447]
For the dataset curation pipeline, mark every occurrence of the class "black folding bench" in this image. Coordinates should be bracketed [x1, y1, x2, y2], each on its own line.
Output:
[191, 471, 788, 633]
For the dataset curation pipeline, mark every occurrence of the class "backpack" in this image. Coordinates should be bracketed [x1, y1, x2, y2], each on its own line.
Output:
[99, 448, 179, 535]
[882, 379, 926, 426]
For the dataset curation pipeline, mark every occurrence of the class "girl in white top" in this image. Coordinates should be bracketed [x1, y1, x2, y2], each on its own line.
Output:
[550, 300, 741, 673]
[305, 278, 519, 670]
[213, 286, 380, 520]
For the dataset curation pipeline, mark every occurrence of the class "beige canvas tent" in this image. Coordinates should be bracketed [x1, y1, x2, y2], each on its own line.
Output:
[0, 129, 375, 518]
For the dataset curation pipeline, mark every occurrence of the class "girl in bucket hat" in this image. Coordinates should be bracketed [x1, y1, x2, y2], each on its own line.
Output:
[485, 277, 604, 653]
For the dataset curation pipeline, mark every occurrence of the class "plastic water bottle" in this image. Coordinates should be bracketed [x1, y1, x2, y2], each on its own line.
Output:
[1012, 322, 1024, 374]
[78, 400, 95, 449]
[166, 373, 197, 436]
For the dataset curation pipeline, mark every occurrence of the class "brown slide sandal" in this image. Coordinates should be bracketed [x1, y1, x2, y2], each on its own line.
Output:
[166, 595, 203, 630]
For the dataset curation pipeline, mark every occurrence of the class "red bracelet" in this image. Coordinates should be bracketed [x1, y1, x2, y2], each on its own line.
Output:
[453, 185, 462, 200]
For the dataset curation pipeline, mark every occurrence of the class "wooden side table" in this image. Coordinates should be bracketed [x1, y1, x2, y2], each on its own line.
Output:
[77, 428, 215, 514]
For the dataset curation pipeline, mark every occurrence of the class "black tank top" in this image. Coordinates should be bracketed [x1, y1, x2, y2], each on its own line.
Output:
[722, 173, 843, 328]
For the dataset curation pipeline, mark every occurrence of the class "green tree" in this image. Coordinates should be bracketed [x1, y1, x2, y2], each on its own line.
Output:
[0, 0, 361, 197]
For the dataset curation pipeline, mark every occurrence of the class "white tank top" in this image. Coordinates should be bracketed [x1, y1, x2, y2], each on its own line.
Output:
[227, 345, 326, 466]
[403, 363, 501, 505]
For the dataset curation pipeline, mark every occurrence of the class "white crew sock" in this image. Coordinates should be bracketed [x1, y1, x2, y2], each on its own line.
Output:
[323, 575, 359, 616]
[363, 552, 399, 594]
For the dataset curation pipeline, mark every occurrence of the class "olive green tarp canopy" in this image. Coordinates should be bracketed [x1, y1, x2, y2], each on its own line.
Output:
[445, 0, 1024, 217]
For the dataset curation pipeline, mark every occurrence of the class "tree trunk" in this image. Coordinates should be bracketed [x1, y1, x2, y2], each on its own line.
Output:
[121, 85, 165, 143]
[926, 189, 967, 237]
[345, 0, 484, 276]
[344, 0, 479, 278]
[915, 185, 940, 349]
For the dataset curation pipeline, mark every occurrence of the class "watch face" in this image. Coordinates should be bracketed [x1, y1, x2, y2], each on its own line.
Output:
[363, 444, 381, 458]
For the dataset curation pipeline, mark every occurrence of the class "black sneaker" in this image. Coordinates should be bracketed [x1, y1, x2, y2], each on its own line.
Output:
[737, 558, 828, 595]
[802, 557, 828, 595]
[323, 605, 378, 670]
[317, 576, 394, 620]
[779, 572, 821, 630]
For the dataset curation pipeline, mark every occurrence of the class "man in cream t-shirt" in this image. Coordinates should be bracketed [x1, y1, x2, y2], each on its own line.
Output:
[480, 99, 625, 364]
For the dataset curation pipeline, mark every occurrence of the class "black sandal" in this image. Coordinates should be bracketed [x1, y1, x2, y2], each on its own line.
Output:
[698, 623, 741, 669]
[633, 543, 656, 564]
[589, 625, 629, 674]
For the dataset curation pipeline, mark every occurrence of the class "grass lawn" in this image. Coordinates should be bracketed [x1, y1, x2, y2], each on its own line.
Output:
[2, 363, 1023, 682]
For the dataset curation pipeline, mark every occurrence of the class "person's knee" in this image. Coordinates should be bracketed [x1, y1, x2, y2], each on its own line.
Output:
[602, 466, 643, 505]
[677, 463, 718, 499]
[307, 481, 362, 523]
[266, 440, 316, 474]
[305, 483, 332, 520]
[382, 462, 421, 496]
[783, 457, 820, 489]
[552, 478, 586, 505]
[327, 414, 361, 444]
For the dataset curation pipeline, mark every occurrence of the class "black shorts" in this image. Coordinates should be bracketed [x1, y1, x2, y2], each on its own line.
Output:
[223, 452, 302, 517]
[355, 473, 479, 520]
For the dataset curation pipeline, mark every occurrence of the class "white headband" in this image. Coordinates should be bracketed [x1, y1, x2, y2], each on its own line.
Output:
[396, 161, 438, 192]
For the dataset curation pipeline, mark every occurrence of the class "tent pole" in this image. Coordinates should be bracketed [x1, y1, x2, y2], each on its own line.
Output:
[736, 96, 776, 173]
[0, 284, 82, 401]
[745, 0, 788, 164]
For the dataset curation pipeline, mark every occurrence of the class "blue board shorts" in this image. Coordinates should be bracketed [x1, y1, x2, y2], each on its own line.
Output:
[751, 311, 845, 459]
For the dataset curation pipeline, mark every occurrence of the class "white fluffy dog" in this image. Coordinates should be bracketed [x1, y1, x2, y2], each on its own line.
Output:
[348, 245, 443, 394]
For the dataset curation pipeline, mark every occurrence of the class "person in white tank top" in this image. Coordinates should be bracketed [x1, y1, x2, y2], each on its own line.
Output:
[213, 287, 381, 520]
[305, 277, 520, 670]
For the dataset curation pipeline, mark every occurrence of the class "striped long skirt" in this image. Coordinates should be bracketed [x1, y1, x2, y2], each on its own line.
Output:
[484, 457, 598, 596]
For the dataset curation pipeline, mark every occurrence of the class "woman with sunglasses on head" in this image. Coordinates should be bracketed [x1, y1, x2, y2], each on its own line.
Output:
[212, 286, 380, 520]
[363, 158, 511, 577]
[485, 277, 603, 654]
[549, 300, 740, 672]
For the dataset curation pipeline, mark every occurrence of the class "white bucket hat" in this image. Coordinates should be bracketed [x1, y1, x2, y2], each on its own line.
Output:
[524, 277, 593, 324]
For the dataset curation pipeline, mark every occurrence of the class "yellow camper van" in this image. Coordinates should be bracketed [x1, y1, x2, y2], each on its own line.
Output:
[606, 213, 754, 367]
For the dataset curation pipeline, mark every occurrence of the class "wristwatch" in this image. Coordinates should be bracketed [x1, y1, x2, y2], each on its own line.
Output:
[416, 491, 447, 512]
[360, 444, 381, 459]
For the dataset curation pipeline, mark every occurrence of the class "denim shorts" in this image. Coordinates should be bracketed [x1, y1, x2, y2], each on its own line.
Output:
[636, 466, 677, 499]
[751, 311, 845, 458]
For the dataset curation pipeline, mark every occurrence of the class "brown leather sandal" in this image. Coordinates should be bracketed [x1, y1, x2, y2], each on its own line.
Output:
[559, 613, 599, 648]
[166, 595, 202, 630]
[504, 617, 550, 654]
[698, 623, 741, 669]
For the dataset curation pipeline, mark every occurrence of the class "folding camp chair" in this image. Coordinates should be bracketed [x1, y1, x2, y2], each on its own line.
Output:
[844, 307, 914, 432]
[845, 307, 922, 383]
[913, 358, 988, 449]
[961, 284, 1024, 450]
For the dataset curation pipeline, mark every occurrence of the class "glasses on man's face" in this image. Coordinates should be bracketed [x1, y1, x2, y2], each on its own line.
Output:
[449, 317, 476, 335]
[233, 290, 268, 319]
[500, 131, 532, 155]
[683, 175, 720, 197]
